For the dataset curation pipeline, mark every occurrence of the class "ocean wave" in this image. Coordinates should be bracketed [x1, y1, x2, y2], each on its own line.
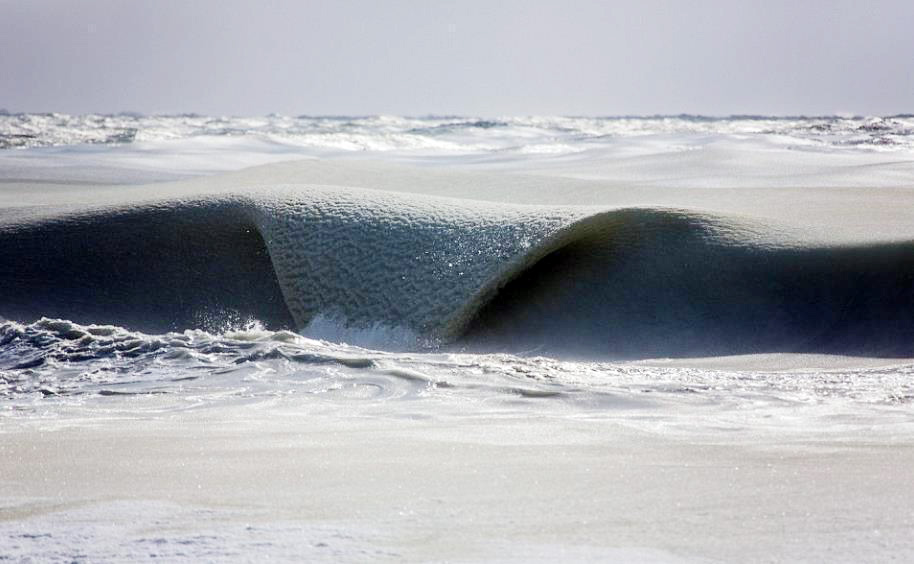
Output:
[3, 179, 914, 360]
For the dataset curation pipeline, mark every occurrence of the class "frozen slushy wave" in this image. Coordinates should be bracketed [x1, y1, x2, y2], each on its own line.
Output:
[3, 178, 914, 359]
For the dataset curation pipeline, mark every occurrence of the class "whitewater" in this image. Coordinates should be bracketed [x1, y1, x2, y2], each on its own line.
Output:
[2, 114, 914, 563]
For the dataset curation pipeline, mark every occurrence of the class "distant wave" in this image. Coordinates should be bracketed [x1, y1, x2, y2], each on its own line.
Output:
[3, 183, 914, 360]
[2, 113, 913, 152]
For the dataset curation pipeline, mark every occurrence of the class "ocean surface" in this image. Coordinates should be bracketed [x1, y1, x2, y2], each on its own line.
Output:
[2, 113, 914, 422]
[2, 114, 914, 561]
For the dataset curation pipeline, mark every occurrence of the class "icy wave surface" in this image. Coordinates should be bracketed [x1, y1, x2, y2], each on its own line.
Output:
[2, 180, 914, 359]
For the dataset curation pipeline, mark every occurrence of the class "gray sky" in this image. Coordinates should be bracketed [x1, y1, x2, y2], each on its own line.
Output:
[1, 0, 912, 116]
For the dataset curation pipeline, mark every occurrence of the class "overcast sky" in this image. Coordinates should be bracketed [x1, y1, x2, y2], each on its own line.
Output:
[1, 0, 912, 116]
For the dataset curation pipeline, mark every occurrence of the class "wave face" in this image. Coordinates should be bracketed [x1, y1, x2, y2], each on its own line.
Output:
[3, 181, 914, 360]
[463, 210, 914, 358]
[0, 200, 294, 333]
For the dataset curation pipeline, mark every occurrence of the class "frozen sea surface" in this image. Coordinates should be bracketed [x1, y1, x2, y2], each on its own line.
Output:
[2, 114, 914, 562]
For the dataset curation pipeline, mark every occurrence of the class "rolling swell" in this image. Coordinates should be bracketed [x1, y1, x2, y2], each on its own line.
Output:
[1, 187, 914, 359]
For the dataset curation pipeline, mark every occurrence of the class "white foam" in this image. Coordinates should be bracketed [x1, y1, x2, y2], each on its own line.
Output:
[299, 314, 423, 351]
